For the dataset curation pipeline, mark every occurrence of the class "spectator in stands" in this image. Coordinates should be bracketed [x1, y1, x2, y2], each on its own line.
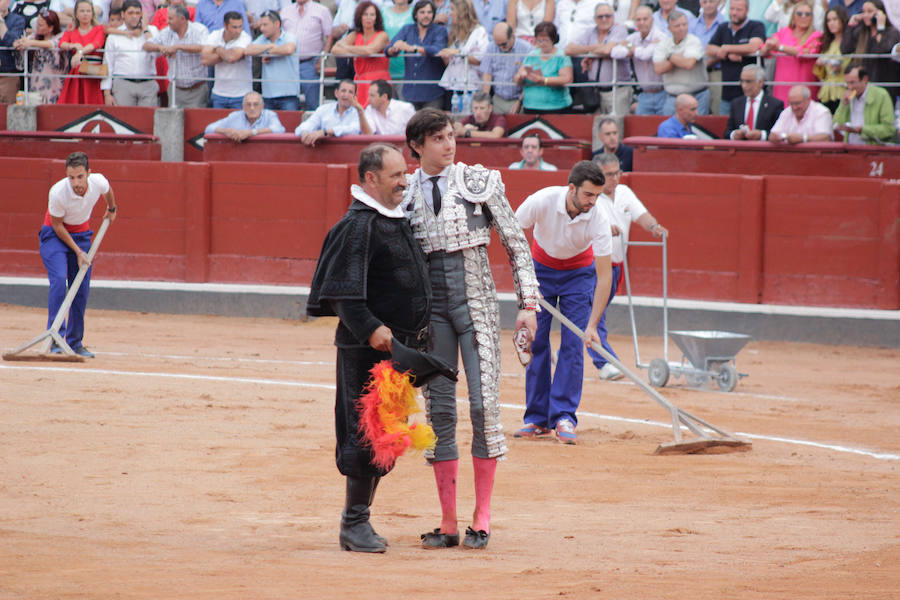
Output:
[478, 22, 532, 114]
[833, 64, 896, 143]
[814, 6, 850, 112]
[196, 0, 249, 33]
[555, 0, 602, 49]
[439, 0, 490, 108]
[591, 116, 633, 171]
[516, 21, 573, 113]
[770, 84, 833, 142]
[387, 0, 449, 109]
[654, 12, 710, 115]
[13, 8, 67, 104]
[57, 0, 106, 105]
[453, 90, 506, 136]
[656, 92, 700, 137]
[654, 0, 697, 33]
[202, 11, 252, 108]
[589, 152, 668, 381]
[359, 78, 415, 134]
[508, 0, 555, 43]
[706, 0, 767, 116]
[144, 5, 209, 108]
[295, 79, 363, 145]
[765, 0, 824, 32]
[101, 0, 158, 106]
[472, 0, 507, 33]
[332, 1, 391, 107]
[509, 133, 559, 169]
[565, 2, 631, 115]
[841, 0, 900, 103]
[151, 0, 195, 29]
[726, 63, 785, 139]
[383, 0, 415, 88]
[612, 5, 667, 115]
[765, 1, 823, 104]
[829, 0, 865, 18]
[280, 0, 332, 112]
[244, 10, 300, 111]
[692, 0, 727, 114]
[204, 90, 286, 140]
[0, 0, 26, 104]
[243, 0, 281, 37]
[432, 0, 452, 25]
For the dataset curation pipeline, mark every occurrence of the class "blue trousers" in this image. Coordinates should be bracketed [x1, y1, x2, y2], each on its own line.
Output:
[264, 95, 301, 111]
[636, 89, 667, 115]
[210, 92, 243, 109]
[298, 59, 320, 111]
[587, 263, 621, 369]
[39, 225, 93, 350]
[663, 88, 710, 116]
[524, 261, 595, 429]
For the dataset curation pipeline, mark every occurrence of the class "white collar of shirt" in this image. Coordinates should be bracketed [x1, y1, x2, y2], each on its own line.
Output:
[351, 184, 406, 218]
[419, 165, 451, 196]
[558, 189, 592, 223]
[852, 85, 868, 107]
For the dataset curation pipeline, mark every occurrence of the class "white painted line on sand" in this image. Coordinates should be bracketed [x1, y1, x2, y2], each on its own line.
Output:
[3, 364, 897, 462]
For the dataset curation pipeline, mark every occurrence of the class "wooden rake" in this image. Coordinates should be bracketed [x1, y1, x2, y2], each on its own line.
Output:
[3, 218, 111, 363]
[538, 298, 752, 455]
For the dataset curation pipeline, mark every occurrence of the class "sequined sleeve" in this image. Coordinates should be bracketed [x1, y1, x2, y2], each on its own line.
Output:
[484, 173, 540, 311]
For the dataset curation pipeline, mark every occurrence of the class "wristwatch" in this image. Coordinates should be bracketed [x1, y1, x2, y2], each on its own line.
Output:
[251, 128, 258, 136]
[107, 205, 117, 213]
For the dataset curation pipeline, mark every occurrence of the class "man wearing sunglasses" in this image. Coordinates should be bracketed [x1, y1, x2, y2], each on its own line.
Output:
[478, 22, 532, 114]
[565, 3, 632, 115]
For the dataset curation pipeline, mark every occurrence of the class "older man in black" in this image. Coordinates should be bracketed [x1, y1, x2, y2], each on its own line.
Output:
[307, 143, 431, 554]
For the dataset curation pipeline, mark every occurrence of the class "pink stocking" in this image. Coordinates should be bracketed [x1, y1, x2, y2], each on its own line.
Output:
[432, 459, 458, 534]
[472, 456, 497, 533]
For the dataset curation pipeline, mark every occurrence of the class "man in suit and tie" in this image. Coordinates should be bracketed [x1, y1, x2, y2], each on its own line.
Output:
[725, 64, 784, 140]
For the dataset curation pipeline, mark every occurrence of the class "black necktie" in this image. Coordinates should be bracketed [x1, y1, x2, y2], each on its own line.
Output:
[429, 176, 442, 215]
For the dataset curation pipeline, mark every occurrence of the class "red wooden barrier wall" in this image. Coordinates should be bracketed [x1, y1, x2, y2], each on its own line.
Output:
[1, 157, 897, 309]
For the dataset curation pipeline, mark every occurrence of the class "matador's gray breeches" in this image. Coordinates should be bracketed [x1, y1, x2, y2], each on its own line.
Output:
[424, 248, 506, 461]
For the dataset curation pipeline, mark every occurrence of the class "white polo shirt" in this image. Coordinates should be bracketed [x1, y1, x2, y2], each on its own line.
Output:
[597, 183, 647, 264]
[516, 185, 612, 260]
[46, 173, 110, 232]
[207, 29, 252, 99]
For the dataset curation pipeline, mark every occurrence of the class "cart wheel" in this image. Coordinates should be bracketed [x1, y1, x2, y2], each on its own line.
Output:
[648, 358, 670, 388]
[716, 363, 738, 392]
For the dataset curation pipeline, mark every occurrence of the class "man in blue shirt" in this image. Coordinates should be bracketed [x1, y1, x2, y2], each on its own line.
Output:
[657, 93, 699, 138]
[478, 22, 532, 114]
[471, 0, 507, 32]
[245, 10, 300, 110]
[386, 0, 448, 109]
[295, 79, 363, 145]
[205, 91, 286, 140]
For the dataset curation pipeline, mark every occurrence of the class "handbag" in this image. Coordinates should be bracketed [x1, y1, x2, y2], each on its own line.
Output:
[78, 58, 108, 77]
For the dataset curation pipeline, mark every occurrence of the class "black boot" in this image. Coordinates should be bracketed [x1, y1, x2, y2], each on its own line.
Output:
[340, 476, 387, 553]
[368, 477, 388, 547]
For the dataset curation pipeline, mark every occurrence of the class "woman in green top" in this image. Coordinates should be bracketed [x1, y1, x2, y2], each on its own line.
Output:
[814, 6, 850, 113]
[514, 21, 573, 113]
[383, 0, 415, 84]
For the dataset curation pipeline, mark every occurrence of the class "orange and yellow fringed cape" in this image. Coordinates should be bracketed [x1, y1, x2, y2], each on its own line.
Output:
[357, 360, 437, 471]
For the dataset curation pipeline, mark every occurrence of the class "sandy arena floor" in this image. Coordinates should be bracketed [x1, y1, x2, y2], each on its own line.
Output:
[0, 303, 898, 599]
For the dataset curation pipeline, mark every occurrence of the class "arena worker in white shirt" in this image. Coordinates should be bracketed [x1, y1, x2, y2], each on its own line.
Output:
[38, 151, 117, 359]
[513, 160, 613, 445]
[587, 152, 668, 381]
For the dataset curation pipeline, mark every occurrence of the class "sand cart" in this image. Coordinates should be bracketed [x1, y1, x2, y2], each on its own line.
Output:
[621, 234, 750, 393]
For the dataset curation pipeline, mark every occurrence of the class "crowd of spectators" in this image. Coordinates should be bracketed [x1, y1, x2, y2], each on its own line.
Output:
[0, 0, 898, 143]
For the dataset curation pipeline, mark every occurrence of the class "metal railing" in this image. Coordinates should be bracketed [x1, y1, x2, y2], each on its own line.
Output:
[3, 45, 898, 115]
